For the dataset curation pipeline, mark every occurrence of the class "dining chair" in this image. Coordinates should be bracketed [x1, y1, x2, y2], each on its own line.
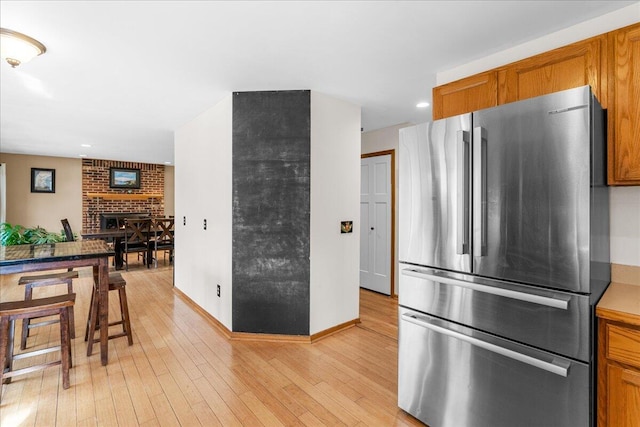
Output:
[61, 218, 75, 243]
[149, 217, 174, 267]
[122, 218, 151, 270]
[0, 293, 75, 402]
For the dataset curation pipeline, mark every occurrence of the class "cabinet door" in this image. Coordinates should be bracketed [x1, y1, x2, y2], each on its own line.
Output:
[608, 364, 640, 427]
[432, 71, 497, 120]
[608, 23, 640, 185]
[497, 36, 605, 106]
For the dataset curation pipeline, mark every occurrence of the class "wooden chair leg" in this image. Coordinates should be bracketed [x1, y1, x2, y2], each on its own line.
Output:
[118, 287, 133, 346]
[65, 281, 76, 340]
[59, 308, 71, 389]
[0, 317, 9, 401]
[2, 319, 16, 386]
[84, 285, 96, 342]
[20, 285, 34, 350]
[86, 286, 99, 356]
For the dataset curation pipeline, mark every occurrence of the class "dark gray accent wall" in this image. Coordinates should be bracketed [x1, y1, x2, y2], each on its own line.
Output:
[232, 90, 310, 335]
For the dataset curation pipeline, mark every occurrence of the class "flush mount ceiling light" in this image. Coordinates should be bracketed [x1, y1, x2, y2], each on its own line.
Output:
[416, 102, 430, 108]
[1, 28, 47, 68]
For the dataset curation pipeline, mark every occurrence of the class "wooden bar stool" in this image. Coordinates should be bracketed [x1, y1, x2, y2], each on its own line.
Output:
[18, 270, 78, 349]
[85, 273, 133, 355]
[0, 294, 75, 402]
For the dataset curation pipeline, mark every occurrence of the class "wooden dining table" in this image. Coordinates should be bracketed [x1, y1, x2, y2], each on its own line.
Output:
[81, 228, 129, 270]
[0, 240, 114, 365]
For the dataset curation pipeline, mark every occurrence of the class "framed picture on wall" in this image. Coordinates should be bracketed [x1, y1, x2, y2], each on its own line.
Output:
[110, 167, 141, 189]
[31, 168, 56, 193]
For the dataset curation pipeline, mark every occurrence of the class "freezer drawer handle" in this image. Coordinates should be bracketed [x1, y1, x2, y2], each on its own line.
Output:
[402, 313, 570, 377]
[402, 269, 569, 310]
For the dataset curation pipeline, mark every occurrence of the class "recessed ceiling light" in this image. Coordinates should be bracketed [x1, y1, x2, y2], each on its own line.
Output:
[81, 144, 91, 148]
[164, 161, 172, 165]
[416, 102, 430, 108]
[79, 154, 87, 157]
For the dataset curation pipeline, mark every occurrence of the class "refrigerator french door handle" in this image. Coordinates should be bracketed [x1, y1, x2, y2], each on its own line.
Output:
[401, 269, 570, 310]
[401, 312, 570, 377]
[456, 130, 470, 255]
[473, 126, 487, 257]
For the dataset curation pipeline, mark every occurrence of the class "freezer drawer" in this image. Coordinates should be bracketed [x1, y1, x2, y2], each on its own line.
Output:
[399, 264, 591, 361]
[398, 308, 590, 427]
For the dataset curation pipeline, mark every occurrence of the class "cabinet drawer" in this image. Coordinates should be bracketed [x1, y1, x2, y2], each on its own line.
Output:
[607, 324, 640, 368]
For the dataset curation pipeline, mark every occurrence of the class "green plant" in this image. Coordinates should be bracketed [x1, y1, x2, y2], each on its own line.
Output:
[1, 222, 67, 246]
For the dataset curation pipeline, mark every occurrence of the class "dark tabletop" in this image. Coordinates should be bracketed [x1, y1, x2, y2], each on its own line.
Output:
[0, 240, 114, 268]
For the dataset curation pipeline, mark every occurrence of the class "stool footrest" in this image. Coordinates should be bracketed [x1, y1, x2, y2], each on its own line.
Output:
[13, 345, 62, 361]
[2, 360, 62, 380]
[26, 318, 60, 329]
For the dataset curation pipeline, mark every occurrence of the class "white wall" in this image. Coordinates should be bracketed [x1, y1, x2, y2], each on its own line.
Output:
[310, 92, 361, 334]
[610, 187, 640, 266]
[361, 123, 412, 295]
[0, 153, 82, 234]
[174, 95, 233, 329]
[436, 4, 640, 267]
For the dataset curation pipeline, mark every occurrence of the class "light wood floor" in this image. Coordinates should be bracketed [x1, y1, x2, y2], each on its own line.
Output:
[0, 263, 422, 426]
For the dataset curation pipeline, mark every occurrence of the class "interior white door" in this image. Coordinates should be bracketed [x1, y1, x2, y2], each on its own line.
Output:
[360, 154, 391, 295]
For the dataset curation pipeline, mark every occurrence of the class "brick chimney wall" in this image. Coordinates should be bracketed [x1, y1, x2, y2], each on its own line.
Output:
[82, 159, 165, 230]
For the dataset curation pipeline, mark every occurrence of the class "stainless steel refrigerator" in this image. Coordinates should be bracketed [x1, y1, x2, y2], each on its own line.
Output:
[397, 86, 609, 427]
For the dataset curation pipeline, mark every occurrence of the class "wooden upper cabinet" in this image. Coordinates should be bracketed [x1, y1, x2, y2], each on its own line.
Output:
[497, 36, 605, 106]
[432, 25, 640, 186]
[608, 23, 640, 185]
[432, 71, 497, 120]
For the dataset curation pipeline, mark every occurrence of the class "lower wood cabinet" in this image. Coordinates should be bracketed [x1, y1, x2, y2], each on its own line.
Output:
[598, 317, 640, 426]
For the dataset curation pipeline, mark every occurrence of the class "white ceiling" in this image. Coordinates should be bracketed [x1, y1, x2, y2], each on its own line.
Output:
[1, 1, 636, 165]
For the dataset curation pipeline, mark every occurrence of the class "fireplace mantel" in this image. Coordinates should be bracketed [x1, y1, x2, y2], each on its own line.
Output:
[86, 192, 163, 200]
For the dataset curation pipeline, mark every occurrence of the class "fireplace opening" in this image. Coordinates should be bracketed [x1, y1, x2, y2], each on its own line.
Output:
[100, 213, 148, 229]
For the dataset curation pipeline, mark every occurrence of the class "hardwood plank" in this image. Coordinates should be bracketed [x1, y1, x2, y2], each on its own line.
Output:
[111, 385, 138, 426]
[117, 353, 159, 424]
[191, 376, 243, 427]
[94, 396, 118, 427]
[74, 348, 97, 423]
[269, 358, 359, 426]
[190, 400, 223, 427]
[238, 391, 285, 427]
[155, 372, 202, 426]
[148, 392, 181, 427]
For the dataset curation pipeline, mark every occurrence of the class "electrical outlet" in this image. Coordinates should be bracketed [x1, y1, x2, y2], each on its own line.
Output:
[216, 284, 220, 297]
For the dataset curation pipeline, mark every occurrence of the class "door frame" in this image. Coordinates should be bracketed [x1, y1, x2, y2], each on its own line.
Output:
[361, 150, 396, 296]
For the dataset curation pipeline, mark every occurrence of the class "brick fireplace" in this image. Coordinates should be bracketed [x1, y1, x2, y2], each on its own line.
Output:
[82, 159, 165, 230]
